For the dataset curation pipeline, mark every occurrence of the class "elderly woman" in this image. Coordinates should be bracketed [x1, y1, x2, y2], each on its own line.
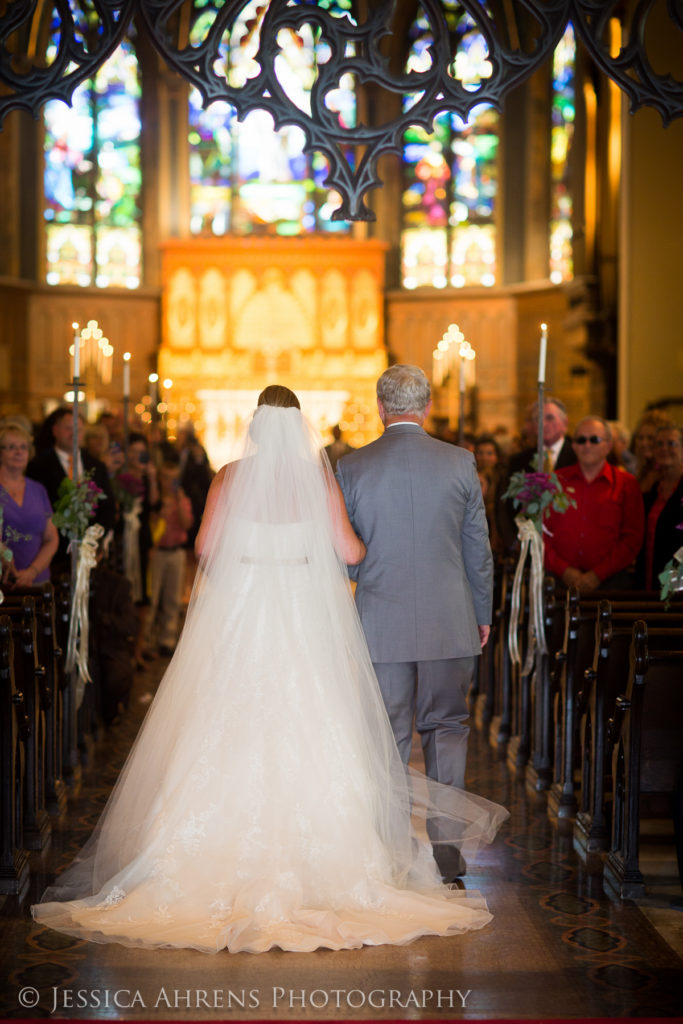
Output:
[638, 422, 683, 590]
[0, 420, 59, 586]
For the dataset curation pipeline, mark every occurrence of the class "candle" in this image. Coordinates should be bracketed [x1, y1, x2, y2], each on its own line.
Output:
[123, 352, 131, 397]
[72, 323, 80, 379]
[459, 354, 466, 392]
[538, 323, 548, 383]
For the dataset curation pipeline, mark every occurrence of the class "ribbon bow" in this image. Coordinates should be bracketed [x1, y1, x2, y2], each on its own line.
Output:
[66, 523, 104, 707]
[508, 515, 547, 673]
[123, 497, 143, 603]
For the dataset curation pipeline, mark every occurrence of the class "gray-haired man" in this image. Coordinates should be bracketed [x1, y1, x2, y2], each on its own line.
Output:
[336, 365, 493, 879]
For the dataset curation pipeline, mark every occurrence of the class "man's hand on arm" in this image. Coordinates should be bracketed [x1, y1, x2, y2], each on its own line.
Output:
[478, 625, 491, 648]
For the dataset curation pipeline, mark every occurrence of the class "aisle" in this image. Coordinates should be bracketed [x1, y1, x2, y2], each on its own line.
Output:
[1, 660, 682, 1021]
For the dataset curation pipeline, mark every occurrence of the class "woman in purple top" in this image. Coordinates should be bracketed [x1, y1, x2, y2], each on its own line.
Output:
[0, 420, 58, 586]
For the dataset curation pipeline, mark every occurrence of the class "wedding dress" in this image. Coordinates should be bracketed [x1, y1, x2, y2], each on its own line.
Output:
[33, 405, 508, 954]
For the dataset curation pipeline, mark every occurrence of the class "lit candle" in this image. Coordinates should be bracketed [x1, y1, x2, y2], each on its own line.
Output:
[123, 352, 131, 397]
[149, 372, 159, 409]
[538, 323, 548, 383]
[72, 323, 80, 379]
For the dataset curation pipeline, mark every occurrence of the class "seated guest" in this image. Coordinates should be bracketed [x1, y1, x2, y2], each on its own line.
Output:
[630, 409, 672, 493]
[637, 423, 683, 590]
[27, 407, 116, 575]
[0, 420, 59, 586]
[544, 416, 644, 593]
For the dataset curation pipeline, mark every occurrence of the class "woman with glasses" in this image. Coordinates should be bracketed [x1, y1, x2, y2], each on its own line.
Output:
[0, 420, 59, 587]
[638, 423, 683, 590]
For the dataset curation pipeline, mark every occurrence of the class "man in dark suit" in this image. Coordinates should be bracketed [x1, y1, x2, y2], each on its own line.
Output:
[27, 408, 116, 574]
[336, 365, 493, 880]
[496, 397, 578, 551]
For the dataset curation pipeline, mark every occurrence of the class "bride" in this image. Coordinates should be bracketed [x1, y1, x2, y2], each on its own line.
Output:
[33, 385, 508, 954]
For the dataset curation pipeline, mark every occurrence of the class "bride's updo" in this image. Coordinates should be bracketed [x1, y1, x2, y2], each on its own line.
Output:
[257, 385, 300, 409]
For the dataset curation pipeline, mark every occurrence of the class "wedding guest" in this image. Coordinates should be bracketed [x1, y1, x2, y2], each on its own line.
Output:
[324, 424, 355, 472]
[608, 421, 637, 474]
[27, 407, 116, 575]
[114, 432, 158, 667]
[497, 397, 577, 552]
[0, 420, 59, 586]
[176, 424, 212, 550]
[544, 416, 644, 592]
[637, 423, 683, 590]
[630, 409, 672, 493]
[84, 423, 110, 466]
[475, 433, 505, 552]
[144, 451, 193, 657]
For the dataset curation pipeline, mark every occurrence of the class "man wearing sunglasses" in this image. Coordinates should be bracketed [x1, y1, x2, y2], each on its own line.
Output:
[543, 416, 645, 592]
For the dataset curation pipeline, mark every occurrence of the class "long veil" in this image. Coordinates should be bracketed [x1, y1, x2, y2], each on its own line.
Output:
[33, 405, 508, 953]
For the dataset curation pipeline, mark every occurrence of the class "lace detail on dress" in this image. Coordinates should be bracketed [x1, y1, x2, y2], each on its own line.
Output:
[103, 885, 126, 907]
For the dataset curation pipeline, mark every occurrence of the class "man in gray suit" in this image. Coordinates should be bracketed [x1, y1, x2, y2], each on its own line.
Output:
[336, 365, 493, 878]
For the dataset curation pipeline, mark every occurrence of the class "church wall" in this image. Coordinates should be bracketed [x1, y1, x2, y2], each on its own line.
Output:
[0, 283, 160, 423]
[386, 281, 593, 437]
[619, 102, 683, 427]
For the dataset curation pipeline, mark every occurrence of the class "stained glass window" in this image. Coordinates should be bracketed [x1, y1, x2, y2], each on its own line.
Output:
[550, 23, 576, 283]
[189, 0, 355, 237]
[401, 4, 499, 289]
[44, 26, 142, 288]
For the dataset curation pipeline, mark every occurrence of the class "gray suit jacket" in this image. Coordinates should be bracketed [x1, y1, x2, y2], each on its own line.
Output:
[336, 424, 493, 663]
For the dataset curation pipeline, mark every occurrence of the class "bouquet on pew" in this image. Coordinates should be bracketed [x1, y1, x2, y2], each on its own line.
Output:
[659, 547, 683, 605]
[52, 470, 103, 542]
[502, 456, 575, 669]
[502, 454, 576, 531]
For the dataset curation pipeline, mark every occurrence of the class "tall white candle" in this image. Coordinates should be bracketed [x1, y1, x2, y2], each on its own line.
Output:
[538, 323, 548, 383]
[123, 353, 131, 397]
[459, 354, 466, 392]
[72, 324, 80, 379]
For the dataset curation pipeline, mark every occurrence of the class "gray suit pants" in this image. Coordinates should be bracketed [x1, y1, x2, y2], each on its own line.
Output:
[374, 657, 476, 879]
[373, 657, 476, 789]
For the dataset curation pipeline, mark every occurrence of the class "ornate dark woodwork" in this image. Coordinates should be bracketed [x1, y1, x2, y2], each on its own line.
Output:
[1, 0, 681, 220]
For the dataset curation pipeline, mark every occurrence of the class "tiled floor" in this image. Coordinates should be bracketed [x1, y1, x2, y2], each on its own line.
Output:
[1, 659, 682, 1021]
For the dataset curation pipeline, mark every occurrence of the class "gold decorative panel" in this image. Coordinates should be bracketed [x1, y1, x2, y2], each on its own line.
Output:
[159, 237, 388, 467]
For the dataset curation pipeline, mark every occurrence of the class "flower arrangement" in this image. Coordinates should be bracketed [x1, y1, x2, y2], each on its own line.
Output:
[502, 454, 576, 532]
[52, 471, 103, 542]
[0, 503, 30, 600]
[658, 496, 683, 604]
[113, 471, 145, 512]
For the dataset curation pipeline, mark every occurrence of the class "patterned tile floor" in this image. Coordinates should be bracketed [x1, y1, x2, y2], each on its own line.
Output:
[1, 660, 682, 1021]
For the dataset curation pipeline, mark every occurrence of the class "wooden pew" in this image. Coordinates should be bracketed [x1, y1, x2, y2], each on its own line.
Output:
[575, 603, 683, 859]
[548, 591, 682, 825]
[1, 598, 51, 852]
[526, 577, 566, 793]
[3, 584, 66, 815]
[604, 622, 683, 899]
[0, 616, 30, 898]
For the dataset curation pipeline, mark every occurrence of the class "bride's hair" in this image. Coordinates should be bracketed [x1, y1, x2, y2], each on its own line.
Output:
[257, 385, 300, 410]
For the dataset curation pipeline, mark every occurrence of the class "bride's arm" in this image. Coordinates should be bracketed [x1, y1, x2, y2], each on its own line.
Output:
[328, 477, 366, 565]
[195, 464, 231, 561]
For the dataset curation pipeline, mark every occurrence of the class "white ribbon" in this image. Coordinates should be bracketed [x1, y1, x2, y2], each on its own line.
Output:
[66, 523, 104, 707]
[122, 497, 143, 603]
[508, 515, 547, 673]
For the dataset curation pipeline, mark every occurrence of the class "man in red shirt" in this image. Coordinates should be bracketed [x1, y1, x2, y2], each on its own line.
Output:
[544, 416, 645, 592]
